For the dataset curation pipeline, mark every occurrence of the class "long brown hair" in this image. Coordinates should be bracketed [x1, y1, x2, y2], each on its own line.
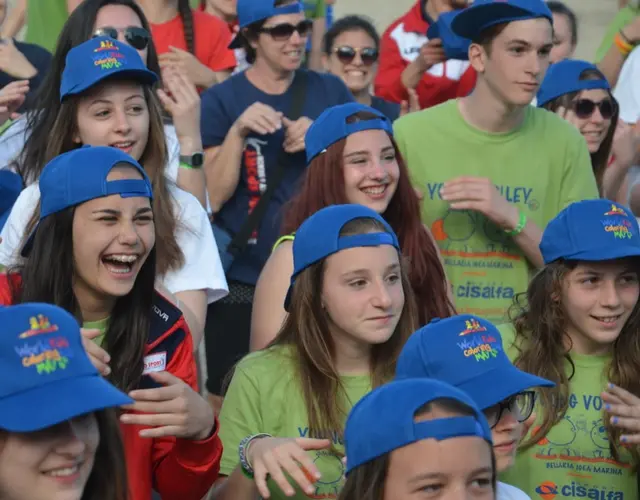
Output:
[282, 112, 455, 325]
[541, 68, 619, 195]
[508, 259, 640, 466]
[270, 217, 419, 451]
[21, 83, 183, 276]
[338, 398, 497, 500]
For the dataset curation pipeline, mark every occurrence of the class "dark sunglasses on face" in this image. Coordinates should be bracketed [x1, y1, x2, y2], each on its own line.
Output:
[484, 391, 536, 429]
[573, 98, 616, 120]
[333, 46, 379, 66]
[258, 20, 313, 41]
[92, 26, 151, 51]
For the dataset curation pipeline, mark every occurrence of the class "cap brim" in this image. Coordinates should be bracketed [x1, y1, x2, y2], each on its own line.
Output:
[545, 246, 640, 265]
[62, 68, 158, 101]
[457, 364, 554, 410]
[451, 4, 540, 40]
[0, 374, 132, 432]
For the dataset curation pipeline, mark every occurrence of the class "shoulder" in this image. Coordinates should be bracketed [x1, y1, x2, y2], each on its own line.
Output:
[526, 106, 586, 143]
[394, 100, 454, 133]
[14, 40, 52, 59]
[147, 291, 190, 355]
[168, 182, 205, 219]
[235, 345, 296, 380]
[305, 70, 348, 94]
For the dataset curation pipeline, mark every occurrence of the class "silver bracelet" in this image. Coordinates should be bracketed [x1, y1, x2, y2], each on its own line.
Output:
[239, 433, 272, 475]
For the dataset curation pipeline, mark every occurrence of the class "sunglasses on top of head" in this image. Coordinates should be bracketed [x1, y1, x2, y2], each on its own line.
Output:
[257, 20, 313, 41]
[92, 26, 151, 51]
[572, 98, 617, 120]
[333, 46, 379, 66]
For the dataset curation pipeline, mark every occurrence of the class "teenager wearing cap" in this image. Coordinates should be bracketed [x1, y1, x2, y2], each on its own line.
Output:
[394, 0, 599, 325]
[0, 34, 227, 345]
[210, 204, 418, 500]
[0, 302, 131, 500]
[137, 0, 237, 89]
[396, 314, 556, 499]
[499, 199, 640, 496]
[537, 59, 640, 205]
[546, 1, 578, 64]
[251, 102, 453, 351]
[0, 146, 222, 500]
[339, 378, 497, 499]
[200, 0, 352, 413]
[374, 0, 476, 110]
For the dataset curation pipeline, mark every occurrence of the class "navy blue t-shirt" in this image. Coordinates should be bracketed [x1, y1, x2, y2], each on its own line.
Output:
[371, 95, 401, 122]
[0, 40, 52, 112]
[200, 69, 353, 285]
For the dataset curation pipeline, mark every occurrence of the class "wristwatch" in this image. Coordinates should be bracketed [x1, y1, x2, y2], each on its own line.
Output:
[179, 152, 204, 169]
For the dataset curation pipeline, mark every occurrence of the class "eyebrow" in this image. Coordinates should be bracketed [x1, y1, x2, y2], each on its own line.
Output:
[92, 207, 152, 216]
[89, 93, 144, 105]
[409, 466, 493, 484]
[341, 263, 400, 277]
[344, 145, 395, 158]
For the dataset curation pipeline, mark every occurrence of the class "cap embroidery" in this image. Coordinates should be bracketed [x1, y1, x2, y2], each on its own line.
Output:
[15, 335, 71, 374]
[458, 318, 487, 336]
[93, 40, 117, 52]
[93, 41, 125, 70]
[604, 205, 627, 216]
[19, 315, 59, 339]
[457, 332, 500, 362]
[601, 218, 633, 239]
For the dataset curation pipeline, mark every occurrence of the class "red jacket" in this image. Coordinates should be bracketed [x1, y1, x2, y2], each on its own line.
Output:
[0, 274, 222, 500]
[374, 1, 477, 110]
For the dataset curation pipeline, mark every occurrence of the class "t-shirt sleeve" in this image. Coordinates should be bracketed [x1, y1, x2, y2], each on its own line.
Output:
[200, 84, 235, 149]
[558, 132, 600, 208]
[595, 8, 637, 62]
[218, 361, 263, 476]
[204, 15, 236, 72]
[0, 184, 40, 267]
[613, 47, 640, 124]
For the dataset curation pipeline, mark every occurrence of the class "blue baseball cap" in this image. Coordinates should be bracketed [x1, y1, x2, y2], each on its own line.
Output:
[537, 59, 610, 107]
[60, 36, 157, 101]
[0, 303, 132, 432]
[540, 199, 640, 264]
[305, 103, 393, 164]
[396, 315, 554, 410]
[21, 146, 153, 257]
[0, 170, 22, 232]
[426, 11, 471, 61]
[237, 0, 304, 28]
[284, 204, 399, 311]
[344, 378, 492, 474]
[451, 0, 552, 41]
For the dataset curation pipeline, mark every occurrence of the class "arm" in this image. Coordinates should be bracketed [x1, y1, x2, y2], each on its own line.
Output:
[204, 132, 244, 212]
[308, 17, 326, 72]
[0, 0, 25, 39]
[250, 240, 293, 351]
[597, 19, 640, 88]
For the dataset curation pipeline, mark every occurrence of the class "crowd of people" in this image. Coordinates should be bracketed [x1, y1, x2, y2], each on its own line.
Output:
[2, 0, 640, 499]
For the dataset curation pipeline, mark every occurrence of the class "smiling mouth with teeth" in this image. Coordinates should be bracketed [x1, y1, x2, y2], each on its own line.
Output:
[591, 315, 622, 323]
[45, 464, 80, 477]
[102, 254, 139, 274]
[361, 186, 387, 195]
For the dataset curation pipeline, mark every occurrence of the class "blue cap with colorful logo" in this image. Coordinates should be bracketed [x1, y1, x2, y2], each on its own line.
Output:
[395, 315, 554, 410]
[60, 36, 157, 101]
[236, 0, 304, 28]
[284, 204, 399, 311]
[537, 59, 610, 107]
[305, 103, 393, 164]
[0, 303, 132, 432]
[451, 0, 552, 41]
[21, 146, 153, 257]
[344, 378, 492, 474]
[540, 199, 640, 264]
[426, 11, 471, 61]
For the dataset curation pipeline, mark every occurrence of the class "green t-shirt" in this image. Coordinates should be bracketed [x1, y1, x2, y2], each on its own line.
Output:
[595, 6, 640, 62]
[219, 346, 371, 499]
[394, 100, 598, 324]
[498, 324, 636, 499]
[83, 317, 109, 347]
[303, 0, 326, 19]
[25, 0, 69, 53]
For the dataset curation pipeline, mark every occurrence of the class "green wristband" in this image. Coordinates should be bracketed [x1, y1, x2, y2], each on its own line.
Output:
[179, 161, 200, 170]
[504, 211, 527, 236]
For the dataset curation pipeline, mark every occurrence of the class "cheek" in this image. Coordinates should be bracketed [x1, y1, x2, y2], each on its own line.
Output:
[621, 284, 640, 308]
[387, 161, 400, 182]
[343, 165, 365, 190]
[140, 223, 156, 253]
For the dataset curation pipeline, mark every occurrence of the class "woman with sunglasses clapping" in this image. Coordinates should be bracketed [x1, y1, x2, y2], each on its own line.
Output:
[322, 16, 418, 121]
[395, 315, 555, 500]
[538, 59, 640, 204]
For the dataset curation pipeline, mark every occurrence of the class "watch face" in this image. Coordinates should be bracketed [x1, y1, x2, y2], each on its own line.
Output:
[192, 152, 204, 167]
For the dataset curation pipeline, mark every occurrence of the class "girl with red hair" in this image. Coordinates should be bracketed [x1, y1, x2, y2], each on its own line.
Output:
[250, 102, 454, 350]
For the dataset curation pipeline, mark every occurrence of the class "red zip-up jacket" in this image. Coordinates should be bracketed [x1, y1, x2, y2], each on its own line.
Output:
[0, 273, 222, 500]
[374, 0, 477, 110]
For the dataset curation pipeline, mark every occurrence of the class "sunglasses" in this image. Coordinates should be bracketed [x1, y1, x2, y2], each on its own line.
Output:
[484, 391, 536, 429]
[333, 46, 379, 66]
[92, 26, 151, 51]
[257, 20, 313, 41]
[573, 98, 616, 120]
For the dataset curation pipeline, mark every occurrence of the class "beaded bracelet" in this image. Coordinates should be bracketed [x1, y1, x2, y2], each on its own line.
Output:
[504, 211, 527, 237]
[238, 433, 272, 478]
[615, 32, 634, 56]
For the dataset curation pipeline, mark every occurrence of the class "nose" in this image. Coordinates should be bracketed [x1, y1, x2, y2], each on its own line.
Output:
[371, 279, 393, 309]
[590, 104, 606, 124]
[600, 279, 622, 308]
[290, 29, 303, 45]
[118, 220, 140, 246]
[113, 108, 132, 135]
[494, 409, 519, 432]
[54, 420, 87, 457]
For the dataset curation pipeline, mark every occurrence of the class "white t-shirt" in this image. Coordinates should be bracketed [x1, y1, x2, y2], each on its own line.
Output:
[0, 181, 228, 303]
[614, 46, 640, 124]
[497, 481, 530, 500]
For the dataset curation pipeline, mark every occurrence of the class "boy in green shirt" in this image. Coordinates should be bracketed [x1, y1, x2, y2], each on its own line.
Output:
[394, 0, 598, 324]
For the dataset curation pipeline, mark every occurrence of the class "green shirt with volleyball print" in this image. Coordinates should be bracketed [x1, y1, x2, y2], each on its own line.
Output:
[498, 324, 635, 500]
[218, 346, 371, 499]
[394, 100, 598, 324]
